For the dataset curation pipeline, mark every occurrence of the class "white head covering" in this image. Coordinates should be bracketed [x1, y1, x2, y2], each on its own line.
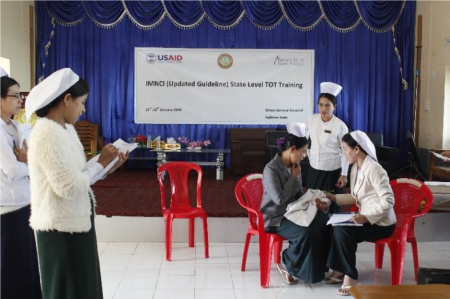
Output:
[350, 130, 377, 161]
[286, 122, 306, 137]
[320, 82, 342, 97]
[25, 68, 79, 120]
[0, 66, 8, 77]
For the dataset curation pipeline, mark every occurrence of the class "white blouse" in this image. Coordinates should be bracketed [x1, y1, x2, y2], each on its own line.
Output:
[307, 114, 349, 175]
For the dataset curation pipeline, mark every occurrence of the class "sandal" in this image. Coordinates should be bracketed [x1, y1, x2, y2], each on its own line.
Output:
[322, 275, 344, 284]
[276, 264, 298, 285]
[337, 285, 353, 296]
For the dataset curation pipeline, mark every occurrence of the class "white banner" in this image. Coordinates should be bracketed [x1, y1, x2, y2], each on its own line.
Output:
[135, 48, 314, 124]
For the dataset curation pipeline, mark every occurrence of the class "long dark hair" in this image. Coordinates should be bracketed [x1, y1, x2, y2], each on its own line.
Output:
[277, 134, 308, 153]
[342, 133, 368, 156]
[35, 78, 89, 118]
[318, 93, 337, 107]
[1, 77, 20, 98]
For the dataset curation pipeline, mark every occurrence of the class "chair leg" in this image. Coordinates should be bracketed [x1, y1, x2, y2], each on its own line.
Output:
[274, 240, 282, 264]
[388, 239, 406, 285]
[410, 238, 419, 281]
[166, 215, 173, 262]
[241, 233, 252, 271]
[202, 215, 209, 259]
[262, 236, 275, 288]
[258, 235, 268, 288]
[375, 243, 386, 269]
[189, 218, 195, 248]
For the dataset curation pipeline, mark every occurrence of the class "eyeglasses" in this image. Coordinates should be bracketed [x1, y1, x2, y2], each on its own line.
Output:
[5, 94, 21, 99]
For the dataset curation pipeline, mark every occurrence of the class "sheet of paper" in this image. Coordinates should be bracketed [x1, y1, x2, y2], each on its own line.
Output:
[432, 152, 450, 162]
[327, 213, 363, 226]
[17, 123, 32, 149]
[89, 138, 137, 183]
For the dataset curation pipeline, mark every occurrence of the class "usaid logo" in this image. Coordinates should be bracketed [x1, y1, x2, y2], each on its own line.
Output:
[146, 53, 157, 64]
[147, 53, 183, 64]
[274, 55, 304, 66]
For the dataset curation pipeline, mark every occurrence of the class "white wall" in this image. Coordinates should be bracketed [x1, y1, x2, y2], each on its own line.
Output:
[0, 1, 34, 91]
[416, 1, 450, 149]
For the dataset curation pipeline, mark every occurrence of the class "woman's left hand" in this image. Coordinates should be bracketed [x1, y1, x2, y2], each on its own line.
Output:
[336, 175, 347, 188]
[351, 214, 369, 224]
[107, 151, 129, 174]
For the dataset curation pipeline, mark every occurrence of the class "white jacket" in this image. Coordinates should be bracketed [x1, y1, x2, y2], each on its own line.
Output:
[335, 156, 397, 226]
[0, 118, 30, 207]
[307, 114, 349, 174]
[28, 118, 96, 233]
[285, 189, 330, 227]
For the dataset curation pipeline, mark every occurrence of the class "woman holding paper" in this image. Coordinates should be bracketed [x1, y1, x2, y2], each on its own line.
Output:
[261, 125, 329, 285]
[1, 76, 42, 298]
[307, 82, 349, 209]
[25, 68, 128, 299]
[324, 131, 396, 296]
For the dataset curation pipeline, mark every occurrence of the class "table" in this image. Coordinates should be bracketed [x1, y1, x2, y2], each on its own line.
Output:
[349, 284, 450, 299]
[128, 148, 230, 180]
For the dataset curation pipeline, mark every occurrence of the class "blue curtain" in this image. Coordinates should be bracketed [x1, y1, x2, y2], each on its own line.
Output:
[36, 1, 415, 168]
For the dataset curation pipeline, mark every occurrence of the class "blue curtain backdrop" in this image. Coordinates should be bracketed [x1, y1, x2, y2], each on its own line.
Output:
[35, 1, 416, 168]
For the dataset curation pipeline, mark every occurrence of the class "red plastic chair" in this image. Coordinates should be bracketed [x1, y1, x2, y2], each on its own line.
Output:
[234, 173, 286, 288]
[157, 162, 209, 262]
[373, 178, 433, 284]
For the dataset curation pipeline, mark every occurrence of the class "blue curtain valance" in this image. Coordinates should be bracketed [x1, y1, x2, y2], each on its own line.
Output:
[44, 0, 406, 32]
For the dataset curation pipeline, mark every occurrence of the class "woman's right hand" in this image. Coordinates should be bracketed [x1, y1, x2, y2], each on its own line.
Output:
[291, 163, 301, 178]
[97, 144, 118, 168]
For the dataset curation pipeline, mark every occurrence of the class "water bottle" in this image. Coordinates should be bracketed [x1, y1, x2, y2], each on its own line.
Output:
[147, 135, 152, 148]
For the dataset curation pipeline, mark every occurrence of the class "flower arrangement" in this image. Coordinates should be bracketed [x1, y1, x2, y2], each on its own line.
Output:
[187, 140, 211, 150]
[177, 136, 189, 145]
[135, 134, 147, 147]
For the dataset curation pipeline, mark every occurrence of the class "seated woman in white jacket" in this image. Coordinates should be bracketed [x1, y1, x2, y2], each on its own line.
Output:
[1, 76, 41, 298]
[25, 68, 128, 299]
[324, 131, 396, 296]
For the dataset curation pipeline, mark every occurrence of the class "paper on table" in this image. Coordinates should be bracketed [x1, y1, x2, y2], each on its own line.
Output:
[17, 123, 32, 149]
[327, 213, 363, 226]
[432, 152, 450, 162]
[89, 138, 137, 183]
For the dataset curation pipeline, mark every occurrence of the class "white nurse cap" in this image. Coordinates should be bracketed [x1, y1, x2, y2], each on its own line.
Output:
[286, 122, 306, 138]
[320, 82, 342, 97]
[350, 130, 378, 161]
[25, 68, 79, 120]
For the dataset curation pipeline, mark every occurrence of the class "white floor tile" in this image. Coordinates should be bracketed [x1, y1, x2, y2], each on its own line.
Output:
[100, 254, 133, 265]
[103, 243, 138, 255]
[98, 242, 108, 255]
[134, 243, 165, 255]
[118, 274, 158, 290]
[415, 250, 450, 261]
[195, 289, 235, 299]
[102, 275, 123, 290]
[232, 274, 263, 289]
[195, 275, 234, 290]
[195, 263, 231, 276]
[130, 254, 164, 264]
[405, 242, 436, 252]
[101, 263, 129, 276]
[234, 289, 276, 299]
[273, 284, 316, 299]
[103, 288, 116, 299]
[154, 289, 195, 299]
[160, 262, 196, 276]
[125, 263, 162, 276]
[424, 259, 450, 269]
[156, 275, 196, 289]
[425, 241, 450, 251]
[113, 289, 154, 299]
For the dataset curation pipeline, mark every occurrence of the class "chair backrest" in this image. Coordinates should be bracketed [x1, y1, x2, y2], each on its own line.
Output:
[390, 178, 434, 237]
[367, 132, 384, 146]
[265, 131, 289, 147]
[74, 120, 98, 157]
[235, 174, 264, 231]
[157, 162, 202, 211]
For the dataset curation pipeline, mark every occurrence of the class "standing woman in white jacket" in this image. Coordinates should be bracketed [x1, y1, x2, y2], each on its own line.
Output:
[25, 68, 127, 299]
[0, 76, 42, 298]
[324, 131, 396, 296]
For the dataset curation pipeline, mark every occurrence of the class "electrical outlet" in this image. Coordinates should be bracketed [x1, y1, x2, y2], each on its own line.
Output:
[424, 100, 429, 111]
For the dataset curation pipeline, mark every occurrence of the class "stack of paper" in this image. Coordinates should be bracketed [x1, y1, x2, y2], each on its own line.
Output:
[327, 213, 362, 227]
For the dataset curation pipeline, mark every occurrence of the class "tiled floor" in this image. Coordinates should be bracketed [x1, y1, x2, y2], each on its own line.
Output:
[98, 241, 450, 299]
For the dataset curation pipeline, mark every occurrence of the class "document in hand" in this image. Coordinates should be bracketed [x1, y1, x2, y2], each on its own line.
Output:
[432, 152, 450, 162]
[327, 213, 363, 226]
[88, 138, 137, 184]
